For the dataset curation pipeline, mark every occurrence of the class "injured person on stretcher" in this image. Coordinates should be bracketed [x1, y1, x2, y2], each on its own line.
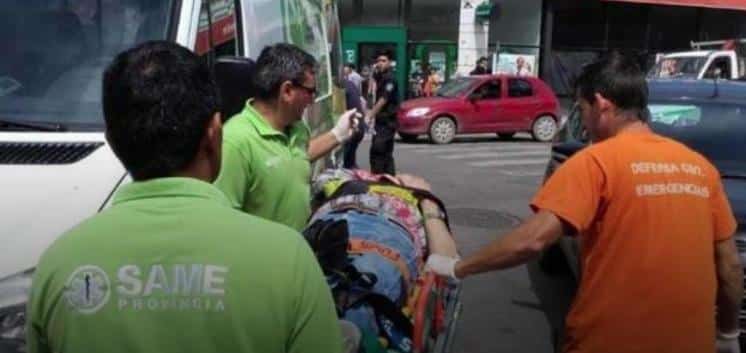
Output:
[303, 169, 459, 353]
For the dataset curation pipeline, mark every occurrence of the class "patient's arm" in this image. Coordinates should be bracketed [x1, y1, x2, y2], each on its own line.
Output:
[421, 199, 459, 258]
[395, 174, 459, 258]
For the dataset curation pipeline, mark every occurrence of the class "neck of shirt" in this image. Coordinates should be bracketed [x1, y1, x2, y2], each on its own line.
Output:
[111, 177, 230, 207]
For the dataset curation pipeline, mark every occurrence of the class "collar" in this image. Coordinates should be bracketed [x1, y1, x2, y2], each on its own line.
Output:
[112, 177, 231, 207]
[244, 99, 306, 140]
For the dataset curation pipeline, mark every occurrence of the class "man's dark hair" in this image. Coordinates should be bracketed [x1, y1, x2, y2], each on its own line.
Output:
[574, 51, 648, 120]
[253, 43, 317, 100]
[375, 49, 394, 61]
[477, 56, 488, 64]
[344, 62, 356, 70]
[102, 41, 219, 181]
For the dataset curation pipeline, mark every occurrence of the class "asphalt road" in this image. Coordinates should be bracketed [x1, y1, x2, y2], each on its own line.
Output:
[353, 133, 575, 353]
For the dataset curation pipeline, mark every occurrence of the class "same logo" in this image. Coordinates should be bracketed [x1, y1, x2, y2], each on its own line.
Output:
[64, 265, 111, 314]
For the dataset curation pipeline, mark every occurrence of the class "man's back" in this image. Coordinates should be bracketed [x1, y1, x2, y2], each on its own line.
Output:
[28, 178, 340, 353]
[533, 131, 736, 353]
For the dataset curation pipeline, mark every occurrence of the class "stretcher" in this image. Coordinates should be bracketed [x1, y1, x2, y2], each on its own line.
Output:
[304, 169, 462, 353]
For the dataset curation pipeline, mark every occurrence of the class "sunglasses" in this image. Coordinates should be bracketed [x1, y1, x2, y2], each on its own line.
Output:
[292, 82, 317, 96]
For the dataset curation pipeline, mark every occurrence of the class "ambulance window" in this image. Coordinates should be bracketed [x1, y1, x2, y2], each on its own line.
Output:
[196, 0, 240, 65]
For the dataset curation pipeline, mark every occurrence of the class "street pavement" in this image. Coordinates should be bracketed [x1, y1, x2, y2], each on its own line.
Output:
[354, 133, 568, 353]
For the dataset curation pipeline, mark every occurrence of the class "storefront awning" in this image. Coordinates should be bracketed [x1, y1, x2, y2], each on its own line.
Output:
[603, 0, 746, 11]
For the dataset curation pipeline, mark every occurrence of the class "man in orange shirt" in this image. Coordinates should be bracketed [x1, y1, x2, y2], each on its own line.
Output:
[426, 52, 743, 353]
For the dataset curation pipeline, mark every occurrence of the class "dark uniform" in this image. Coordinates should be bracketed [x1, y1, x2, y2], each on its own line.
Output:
[342, 79, 365, 169]
[370, 71, 399, 175]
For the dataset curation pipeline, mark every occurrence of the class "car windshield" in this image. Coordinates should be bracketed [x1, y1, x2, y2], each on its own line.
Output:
[647, 56, 708, 79]
[564, 101, 746, 176]
[0, 1, 174, 131]
[436, 77, 477, 98]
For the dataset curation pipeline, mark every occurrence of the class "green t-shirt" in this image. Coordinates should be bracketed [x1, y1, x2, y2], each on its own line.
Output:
[214, 101, 312, 231]
[27, 178, 341, 353]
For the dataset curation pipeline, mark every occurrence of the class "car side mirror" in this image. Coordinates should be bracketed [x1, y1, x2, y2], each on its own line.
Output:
[214, 56, 257, 122]
[468, 92, 482, 102]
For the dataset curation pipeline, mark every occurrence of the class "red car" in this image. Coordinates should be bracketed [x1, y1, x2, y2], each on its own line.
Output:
[397, 75, 561, 144]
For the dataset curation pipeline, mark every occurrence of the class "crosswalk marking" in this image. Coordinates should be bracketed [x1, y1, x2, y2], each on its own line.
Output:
[498, 170, 547, 177]
[438, 150, 549, 160]
[397, 144, 549, 154]
[467, 158, 550, 167]
[396, 140, 552, 174]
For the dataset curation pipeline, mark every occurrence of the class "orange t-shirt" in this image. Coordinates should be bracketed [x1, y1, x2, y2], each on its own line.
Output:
[531, 131, 736, 353]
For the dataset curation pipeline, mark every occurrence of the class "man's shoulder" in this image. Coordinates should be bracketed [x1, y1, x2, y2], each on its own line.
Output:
[216, 207, 306, 246]
[223, 112, 261, 149]
[34, 209, 123, 272]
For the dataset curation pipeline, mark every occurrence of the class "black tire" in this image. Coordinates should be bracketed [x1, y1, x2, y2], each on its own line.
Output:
[429, 116, 456, 144]
[398, 133, 419, 143]
[497, 132, 515, 140]
[531, 115, 558, 142]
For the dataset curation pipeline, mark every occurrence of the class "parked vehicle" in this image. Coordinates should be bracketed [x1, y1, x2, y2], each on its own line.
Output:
[0, 1, 345, 350]
[397, 75, 561, 144]
[648, 38, 746, 80]
[538, 79, 746, 350]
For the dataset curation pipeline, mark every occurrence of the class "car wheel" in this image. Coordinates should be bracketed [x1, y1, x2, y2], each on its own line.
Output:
[497, 132, 515, 140]
[532, 115, 558, 142]
[398, 133, 419, 143]
[429, 116, 456, 144]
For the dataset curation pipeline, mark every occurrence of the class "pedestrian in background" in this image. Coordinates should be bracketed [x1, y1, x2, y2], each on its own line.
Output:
[470, 56, 492, 75]
[516, 56, 532, 76]
[214, 43, 358, 230]
[426, 52, 743, 353]
[423, 66, 441, 97]
[366, 50, 399, 175]
[27, 41, 342, 353]
[343, 62, 363, 92]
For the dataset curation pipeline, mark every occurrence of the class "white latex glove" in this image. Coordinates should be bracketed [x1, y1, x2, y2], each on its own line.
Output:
[717, 331, 741, 353]
[425, 254, 460, 281]
[331, 109, 361, 143]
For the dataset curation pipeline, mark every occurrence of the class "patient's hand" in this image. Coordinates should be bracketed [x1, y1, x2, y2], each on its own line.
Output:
[396, 174, 431, 192]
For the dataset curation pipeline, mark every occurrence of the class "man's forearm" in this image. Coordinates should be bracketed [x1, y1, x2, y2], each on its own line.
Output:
[308, 132, 339, 162]
[716, 238, 743, 333]
[455, 227, 540, 278]
[367, 98, 387, 120]
[455, 211, 564, 278]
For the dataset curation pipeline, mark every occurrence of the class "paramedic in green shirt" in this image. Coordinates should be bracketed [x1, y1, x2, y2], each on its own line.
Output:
[27, 41, 342, 353]
[214, 44, 359, 230]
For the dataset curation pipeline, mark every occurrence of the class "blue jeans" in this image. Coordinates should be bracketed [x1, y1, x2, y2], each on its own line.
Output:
[317, 211, 418, 282]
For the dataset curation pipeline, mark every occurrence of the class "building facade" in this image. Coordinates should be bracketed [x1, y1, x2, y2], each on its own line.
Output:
[339, 0, 746, 97]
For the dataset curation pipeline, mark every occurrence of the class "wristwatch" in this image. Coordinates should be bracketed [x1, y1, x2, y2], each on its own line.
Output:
[422, 208, 446, 222]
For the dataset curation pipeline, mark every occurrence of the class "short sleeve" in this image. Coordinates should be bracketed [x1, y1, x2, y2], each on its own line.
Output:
[27, 258, 54, 353]
[709, 169, 737, 242]
[214, 141, 252, 210]
[531, 151, 606, 234]
[380, 80, 396, 101]
[287, 240, 342, 353]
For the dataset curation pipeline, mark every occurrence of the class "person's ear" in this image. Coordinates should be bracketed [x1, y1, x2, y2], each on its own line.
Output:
[280, 80, 295, 103]
[205, 112, 223, 180]
[594, 93, 613, 114]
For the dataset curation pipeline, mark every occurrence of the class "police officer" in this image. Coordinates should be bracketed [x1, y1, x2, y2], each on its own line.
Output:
[366, 50, 399, 175]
